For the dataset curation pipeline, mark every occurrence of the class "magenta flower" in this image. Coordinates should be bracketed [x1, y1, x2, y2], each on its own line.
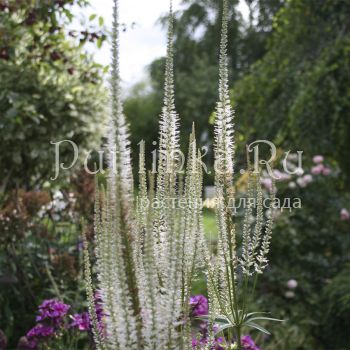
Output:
[36, 299, 70, 323]
[70, 312, 91, 331]
[192, 337, 207, 348]
[94, 291, 104, 322]
[27, 324, 55, 339]
[214, 337, 225, 349]
[191, 336, 225, 350]
[189, 295, 209, 317]
[242, 335, 261, 350]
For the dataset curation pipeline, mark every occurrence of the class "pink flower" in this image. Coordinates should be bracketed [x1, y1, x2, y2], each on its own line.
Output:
[261, 178, 273, 191]
[313, 155, 324, 164]
[297, 174, 312, 187]
[340, 208, 350, 221]
[311, 164, 324, 175]
[273, 170, 291, 181]
[303, 174, 313, 184]
[287, 279, 298, 289]
[322, 167, 331, 176]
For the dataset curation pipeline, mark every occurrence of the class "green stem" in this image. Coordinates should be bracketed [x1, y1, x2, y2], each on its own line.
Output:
[251, 274, 259, 300]
[223, 190, 240, 328]
[236, 325, 242, 350]
[241, 275, 249, 323]
[44, 261, 62, 299]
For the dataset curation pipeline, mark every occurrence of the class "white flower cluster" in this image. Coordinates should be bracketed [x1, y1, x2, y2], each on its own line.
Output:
[83, 1, 205, 349]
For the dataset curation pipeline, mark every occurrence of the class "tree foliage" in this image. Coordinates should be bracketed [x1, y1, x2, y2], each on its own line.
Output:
[0, 0, 107, 190]
[233, 0, 350, 184]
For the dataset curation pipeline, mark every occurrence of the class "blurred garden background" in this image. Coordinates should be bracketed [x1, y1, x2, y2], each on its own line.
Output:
[0, 0, 350, 349]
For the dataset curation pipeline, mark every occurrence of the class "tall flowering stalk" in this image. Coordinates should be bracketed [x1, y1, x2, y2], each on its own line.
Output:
[83, 1, 205, 349]
[203, 1, 280, 349]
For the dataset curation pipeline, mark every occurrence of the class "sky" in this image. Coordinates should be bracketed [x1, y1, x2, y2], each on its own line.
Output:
[73, 0, 249, 88]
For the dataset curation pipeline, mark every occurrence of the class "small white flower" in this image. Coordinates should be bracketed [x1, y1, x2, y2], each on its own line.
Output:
[295, 168, 304, 176]
[296, 177, 306, 188]
[288, 181, 296, 189]
[285, 291, 295, 299]
[53, 191, 64, 200]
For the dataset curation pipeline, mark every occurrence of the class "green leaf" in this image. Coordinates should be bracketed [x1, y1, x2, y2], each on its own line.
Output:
[99, 16, 104, 26]
[246, 316, 284, 323]
[89, 14, 97, 21]
[196, 314, 230, 325]
[214, 323, 234, 335]
[246, 322, 271, 335]
[245, 311, 270, 318]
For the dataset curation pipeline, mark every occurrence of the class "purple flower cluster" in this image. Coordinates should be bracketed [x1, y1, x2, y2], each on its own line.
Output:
[18, 293, 105, 349]
[94, 291, 104, 324]
[21, 293, 105, 349]
[192, 334, 261, 350]
[190, 295, 224, 349]
[18, 299, 70, 349]
[192, 336, 225, 350]
[189, 295, 262, 350]
[27, 325, 55, 339]
[70, 312, 90, 331]
[242, 335, 261, 350]
[70, 291, 105, 334]
[189, 295, 209, 317]
[36, 299, 70, 325]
